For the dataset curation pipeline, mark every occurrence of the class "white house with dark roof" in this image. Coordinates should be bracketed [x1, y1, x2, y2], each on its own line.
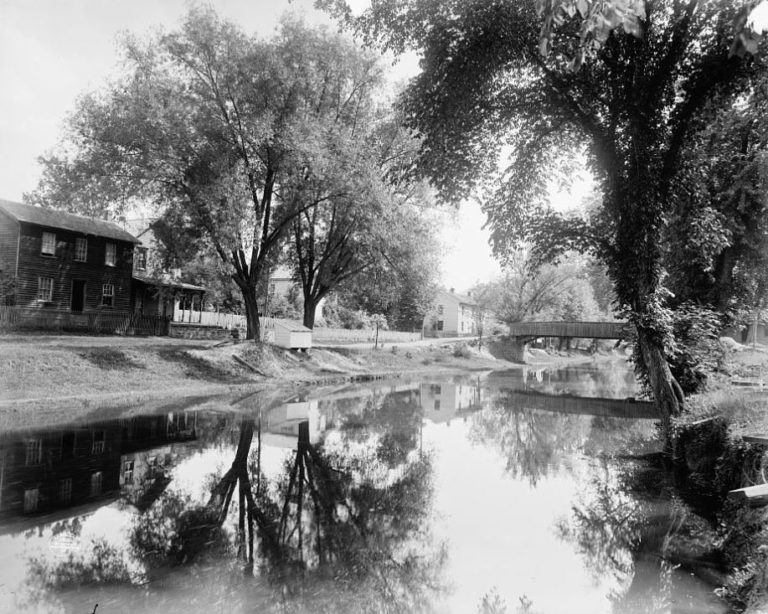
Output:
[423, 288, 480, 336]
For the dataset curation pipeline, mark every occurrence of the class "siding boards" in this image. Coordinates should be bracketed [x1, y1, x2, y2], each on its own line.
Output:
[507, 321, 629, 339]
[0, 209, 19, 281]
[14, 222, 134, 312]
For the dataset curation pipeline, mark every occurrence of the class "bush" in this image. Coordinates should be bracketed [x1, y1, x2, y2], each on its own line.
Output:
[669, 302, 726, 394]
[452, 343, 472, 359]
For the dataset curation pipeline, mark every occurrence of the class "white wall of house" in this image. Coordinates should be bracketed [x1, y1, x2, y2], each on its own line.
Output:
[423, 289, 478, 335]
[268, 266, 324, 321]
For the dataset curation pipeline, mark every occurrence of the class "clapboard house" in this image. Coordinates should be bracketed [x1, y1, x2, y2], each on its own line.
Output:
[0, 199, 138, 313]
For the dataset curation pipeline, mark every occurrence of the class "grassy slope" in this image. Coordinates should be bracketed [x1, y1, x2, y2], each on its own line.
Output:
[0, 334, 518, 428]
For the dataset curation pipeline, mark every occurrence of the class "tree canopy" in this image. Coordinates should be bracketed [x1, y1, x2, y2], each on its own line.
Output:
[30, 9, 393, 340]
[320, 0, 768, 425]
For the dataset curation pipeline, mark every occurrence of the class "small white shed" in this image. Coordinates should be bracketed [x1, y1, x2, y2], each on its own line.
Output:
[264, 319, 312, 350]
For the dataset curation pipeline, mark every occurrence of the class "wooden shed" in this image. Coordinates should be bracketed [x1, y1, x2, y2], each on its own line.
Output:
[264, 318, 312, 350]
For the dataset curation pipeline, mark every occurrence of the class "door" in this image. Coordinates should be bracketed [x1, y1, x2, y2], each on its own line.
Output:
[71, 280, 86, 312]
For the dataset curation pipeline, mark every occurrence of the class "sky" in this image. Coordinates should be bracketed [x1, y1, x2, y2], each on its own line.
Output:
[9, 1, 759, 292]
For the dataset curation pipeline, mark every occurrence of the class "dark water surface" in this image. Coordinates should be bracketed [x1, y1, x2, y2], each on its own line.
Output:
[0, 362, 729, 613]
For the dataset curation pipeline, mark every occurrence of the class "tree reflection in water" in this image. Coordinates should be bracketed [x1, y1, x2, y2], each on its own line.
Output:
[556, 458, 724, 614]
[255, 409, 446, 612]
[470, 392, 590, 485]
[23, 404, 444, 613]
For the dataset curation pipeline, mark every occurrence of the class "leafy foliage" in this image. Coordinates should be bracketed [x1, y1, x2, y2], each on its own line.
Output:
[320, 0, 768, 420]
[29, 9, 394, 340]
[471, 251, 603, 327]
[665, 85, 768, 317]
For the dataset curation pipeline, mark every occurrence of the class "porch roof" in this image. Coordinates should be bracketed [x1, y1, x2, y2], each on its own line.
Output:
[133, 274, 206, 293]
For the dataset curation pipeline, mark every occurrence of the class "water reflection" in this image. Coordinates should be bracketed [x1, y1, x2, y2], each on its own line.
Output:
[0, 362, 730, 613]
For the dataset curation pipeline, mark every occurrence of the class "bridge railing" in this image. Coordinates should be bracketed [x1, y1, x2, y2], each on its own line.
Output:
[507, 320, 630, 339]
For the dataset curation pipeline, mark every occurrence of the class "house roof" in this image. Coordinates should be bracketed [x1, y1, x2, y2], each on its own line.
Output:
[0, 199, 139, 243]
[440, 289, 477, 306]
[270, 266, 293, 280]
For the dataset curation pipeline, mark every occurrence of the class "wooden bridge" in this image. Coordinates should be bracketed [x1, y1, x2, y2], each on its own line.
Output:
[507, 321, 630, 339]
[500, 389, 657, 420]
[505, 320, 631, 362]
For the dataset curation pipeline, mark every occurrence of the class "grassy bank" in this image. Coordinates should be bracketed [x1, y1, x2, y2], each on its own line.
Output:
[0, 332, 624, 430]
[0, 334, 514, 427]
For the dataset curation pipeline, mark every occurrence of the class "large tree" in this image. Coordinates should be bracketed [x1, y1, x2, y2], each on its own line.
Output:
[29, 10, 379, 340]
[472, 251, 602, 327]
[284, 88, 442, 329]
[321, 0, 768, 427]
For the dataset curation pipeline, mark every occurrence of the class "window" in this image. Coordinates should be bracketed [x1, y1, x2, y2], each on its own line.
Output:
[41, 232, 56, 255]
[24, 439, 43, 465]
[436, 320, 444, 331]
[437, 304, 444, 315]
[147, 456, 159, 479]
[59, 478, 72, 503]
[37, 277, 54, 302]
[123, 460, 134, 484]
[434, 400, 441, 411]
[101, 284, 114, 307]
[105, 242, 116, 266]
[25, 439, 42, 466]
[75, 238, 87, 262]
[91, 430, 105, 455]
[135, 247, 147, 271]
[268, 283, 276, 295]
[90, 472, 103, 497]
[23, 488, 39, 512]
[430, 384, 441, 394]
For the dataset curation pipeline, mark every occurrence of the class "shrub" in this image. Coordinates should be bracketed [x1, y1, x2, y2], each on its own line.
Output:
[452, 343, 472, 359]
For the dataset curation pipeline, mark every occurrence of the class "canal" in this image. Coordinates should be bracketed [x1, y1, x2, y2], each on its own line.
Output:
[0, 360, 730, 613]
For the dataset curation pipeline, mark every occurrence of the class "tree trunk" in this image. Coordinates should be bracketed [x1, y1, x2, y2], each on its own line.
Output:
[242, 286, 261, 341]
[303, 297, 317, 329]
[713, 247, 736, 313]
[636, 327, 684, 432]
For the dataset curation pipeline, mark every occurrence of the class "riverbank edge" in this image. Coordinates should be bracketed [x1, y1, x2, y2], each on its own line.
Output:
[669, 389, 768, 613]
[0, 334, 615, 431]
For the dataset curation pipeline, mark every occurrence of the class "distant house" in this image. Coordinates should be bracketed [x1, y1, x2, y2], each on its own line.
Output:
[423, 288, 480, 336]
[0, 199, 138, 312]
[266, 265, 324, 321]
[129, 225, 207, 323]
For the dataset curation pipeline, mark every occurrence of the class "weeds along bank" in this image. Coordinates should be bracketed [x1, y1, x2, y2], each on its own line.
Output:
[669, 385, 768, 612]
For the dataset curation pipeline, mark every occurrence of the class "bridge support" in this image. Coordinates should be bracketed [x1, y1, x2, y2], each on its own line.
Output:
[509, 337, 528, 363]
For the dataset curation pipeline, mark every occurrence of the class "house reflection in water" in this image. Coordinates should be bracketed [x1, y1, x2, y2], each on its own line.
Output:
[0, 412, 199, 529]
[262, 399, 324, 448]
[419, 379, 485, 425]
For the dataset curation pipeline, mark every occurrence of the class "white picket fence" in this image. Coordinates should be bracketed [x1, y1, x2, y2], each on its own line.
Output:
[197, 310, 421, 343]
[311, 327, 422, 344]
[197, 311, 248, 329]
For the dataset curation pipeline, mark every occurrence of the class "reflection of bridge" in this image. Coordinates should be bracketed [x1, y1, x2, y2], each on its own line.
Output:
[500, 389, 656, 419]
[506, 321, 631, 361]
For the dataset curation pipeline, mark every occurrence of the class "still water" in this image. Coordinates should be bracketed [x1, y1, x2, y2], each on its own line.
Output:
[0, 362, 729, 613]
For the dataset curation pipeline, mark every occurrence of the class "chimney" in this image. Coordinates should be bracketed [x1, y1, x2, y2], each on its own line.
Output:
[467, 291, 472, 297]
[449, 287, 455, 294]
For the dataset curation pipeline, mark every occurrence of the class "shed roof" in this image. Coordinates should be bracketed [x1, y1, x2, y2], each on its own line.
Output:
[0, 199, 139, 243]
[273, 318, 312, 332]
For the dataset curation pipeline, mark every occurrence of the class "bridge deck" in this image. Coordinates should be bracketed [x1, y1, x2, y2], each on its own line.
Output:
[507, 321, 629, 339]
